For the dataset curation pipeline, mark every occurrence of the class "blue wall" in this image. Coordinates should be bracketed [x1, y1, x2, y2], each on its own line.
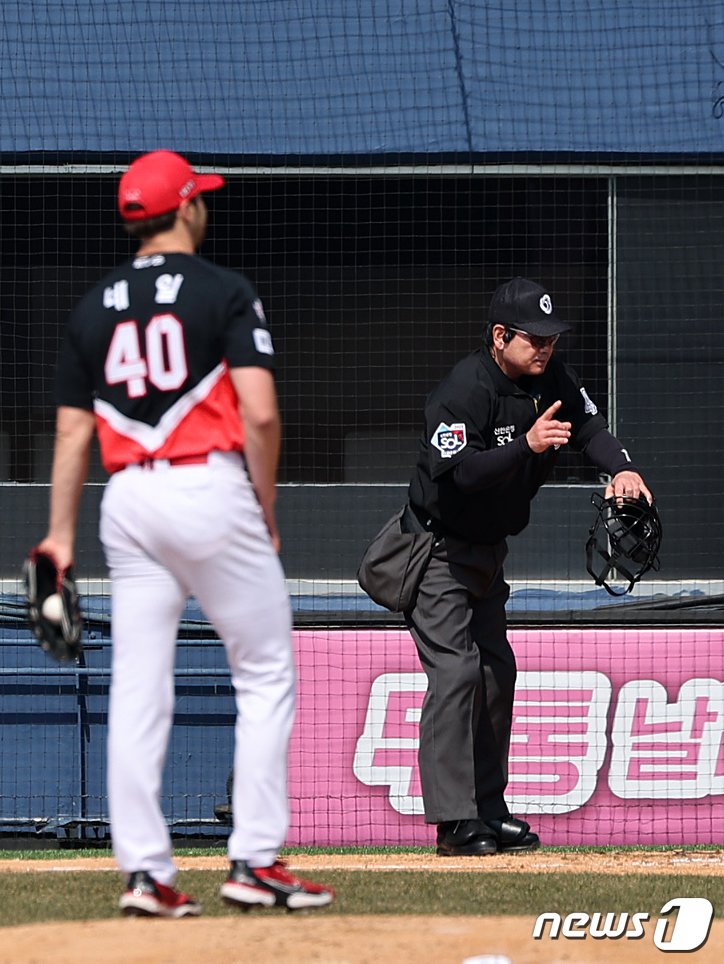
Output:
[1, 1, 723, 156]
[0, 622, 236, 838]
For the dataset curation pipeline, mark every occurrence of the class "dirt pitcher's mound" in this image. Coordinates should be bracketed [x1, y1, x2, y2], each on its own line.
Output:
[2, 914, 723, 964]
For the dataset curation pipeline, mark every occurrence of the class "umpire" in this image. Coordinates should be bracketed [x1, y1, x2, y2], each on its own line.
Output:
[405, 277, 652, 856]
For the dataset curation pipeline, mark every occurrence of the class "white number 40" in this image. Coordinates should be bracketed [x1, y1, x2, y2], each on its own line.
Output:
[105, 314, 188, 398]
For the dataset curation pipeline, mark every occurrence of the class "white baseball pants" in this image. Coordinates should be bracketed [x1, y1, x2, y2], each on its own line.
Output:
[99, 451, 294, 885]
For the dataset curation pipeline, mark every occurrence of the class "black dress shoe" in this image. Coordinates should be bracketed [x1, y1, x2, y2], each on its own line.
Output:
[483, 816, 540, 853]
[436, 819, 498, 856]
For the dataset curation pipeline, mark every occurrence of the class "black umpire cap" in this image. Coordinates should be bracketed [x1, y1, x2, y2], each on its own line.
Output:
[489, 278, 572, 337]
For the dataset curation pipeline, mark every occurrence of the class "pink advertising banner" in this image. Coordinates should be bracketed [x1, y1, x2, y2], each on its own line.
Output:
[287, 627, 724, 847]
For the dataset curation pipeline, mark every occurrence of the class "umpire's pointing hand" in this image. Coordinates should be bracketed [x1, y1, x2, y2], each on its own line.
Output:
[526, 400, 571, 453]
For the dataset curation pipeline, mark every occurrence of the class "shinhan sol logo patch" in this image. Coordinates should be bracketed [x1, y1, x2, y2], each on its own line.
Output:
[431, 421, 467, 458]
[494, 424, 515, 446]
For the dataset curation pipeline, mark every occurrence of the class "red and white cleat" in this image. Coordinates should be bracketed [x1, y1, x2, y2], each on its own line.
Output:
[220, 859, 334, 910]
[119, 871, 202, 918]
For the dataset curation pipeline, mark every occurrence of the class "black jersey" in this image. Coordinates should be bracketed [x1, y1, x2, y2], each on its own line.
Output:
[56, 253, 275, 473]
[408, 349, 608, 544]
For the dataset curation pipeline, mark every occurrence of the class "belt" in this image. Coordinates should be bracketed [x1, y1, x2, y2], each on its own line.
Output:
[165, 453, 209, 466]
[130, 453, 210, 470]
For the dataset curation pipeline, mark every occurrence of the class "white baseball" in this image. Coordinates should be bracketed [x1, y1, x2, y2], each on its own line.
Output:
[41, 593, 64, 622]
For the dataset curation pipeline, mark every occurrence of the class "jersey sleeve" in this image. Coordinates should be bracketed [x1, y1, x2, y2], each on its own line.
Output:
[222, 276, 276, 371]
[424, 385, 494, 481]
[55, 316, 95, 411]
[556, 360, 608, 450]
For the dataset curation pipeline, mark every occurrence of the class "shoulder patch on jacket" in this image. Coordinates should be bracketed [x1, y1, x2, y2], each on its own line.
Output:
[431, 422, 467, 458]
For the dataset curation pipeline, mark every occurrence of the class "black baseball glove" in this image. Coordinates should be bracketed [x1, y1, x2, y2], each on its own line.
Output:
[23, 549, 83, 662]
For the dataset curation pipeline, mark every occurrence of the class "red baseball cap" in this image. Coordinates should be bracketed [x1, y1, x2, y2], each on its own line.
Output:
[118, 150, 225, 221]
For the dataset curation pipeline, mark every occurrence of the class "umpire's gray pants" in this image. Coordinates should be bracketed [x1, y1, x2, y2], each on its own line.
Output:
[405, 536, 514, 825]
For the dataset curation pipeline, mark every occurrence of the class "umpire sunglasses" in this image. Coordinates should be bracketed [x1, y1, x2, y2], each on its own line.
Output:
[507, 328, 561, 350]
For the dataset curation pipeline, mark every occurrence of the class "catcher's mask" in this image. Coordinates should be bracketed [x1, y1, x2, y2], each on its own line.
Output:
[586, 493, 662, 596]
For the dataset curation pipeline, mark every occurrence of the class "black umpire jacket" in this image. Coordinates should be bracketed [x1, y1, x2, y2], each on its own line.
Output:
[408, 348, 632, 546]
